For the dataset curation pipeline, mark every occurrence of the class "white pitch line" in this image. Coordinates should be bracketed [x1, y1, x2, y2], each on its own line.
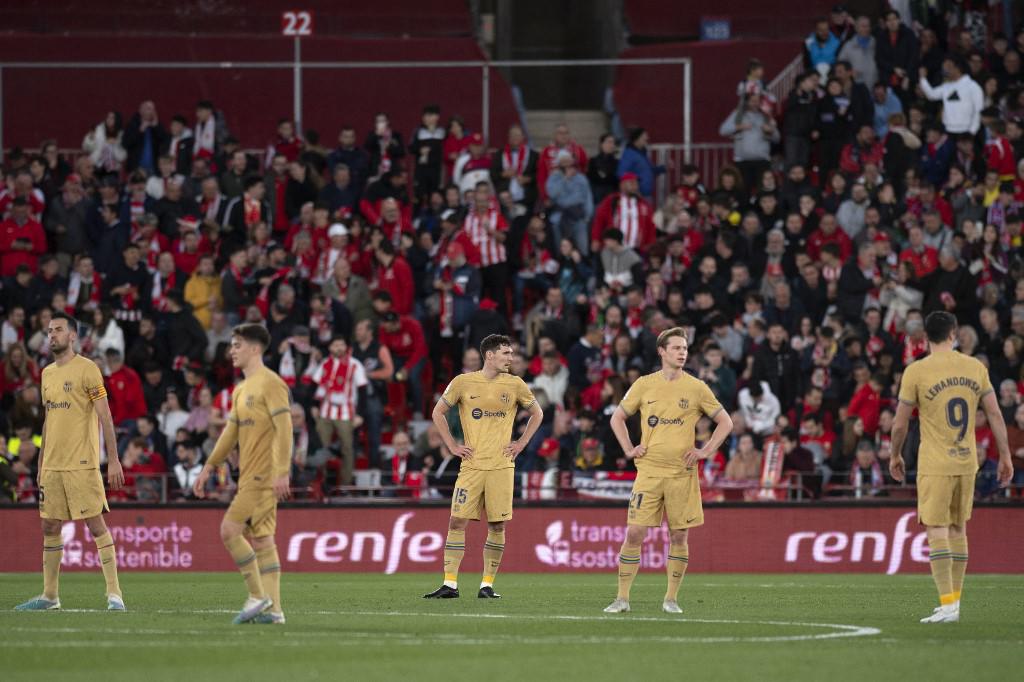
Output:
[1, 610, 882, 643]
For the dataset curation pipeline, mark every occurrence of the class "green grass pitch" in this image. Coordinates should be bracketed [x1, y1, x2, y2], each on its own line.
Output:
[1, 572, 1020, 682]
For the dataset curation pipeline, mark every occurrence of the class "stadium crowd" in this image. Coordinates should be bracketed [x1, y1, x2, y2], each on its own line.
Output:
[2, 3, 1024, 504]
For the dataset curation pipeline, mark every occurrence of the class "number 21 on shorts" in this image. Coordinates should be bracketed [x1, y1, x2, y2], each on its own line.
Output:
[629, 492, 644, 509]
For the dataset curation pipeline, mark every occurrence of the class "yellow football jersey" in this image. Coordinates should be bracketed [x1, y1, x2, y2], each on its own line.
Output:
[898, 349, 993, 475]
[226, 367, 293, 489]
[620, 370, 723, 477]
[40, 355, 107, 471]
[441, 371, 536, 471]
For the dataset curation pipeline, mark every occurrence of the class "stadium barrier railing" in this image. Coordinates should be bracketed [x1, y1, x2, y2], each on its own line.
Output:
[6, 472, 1022, 506]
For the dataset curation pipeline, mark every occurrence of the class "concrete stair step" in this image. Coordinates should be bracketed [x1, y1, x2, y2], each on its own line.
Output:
[523, 109, 608, 155]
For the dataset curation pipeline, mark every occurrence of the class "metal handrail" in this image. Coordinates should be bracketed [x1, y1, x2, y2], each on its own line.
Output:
[9, 470, 1019, 505]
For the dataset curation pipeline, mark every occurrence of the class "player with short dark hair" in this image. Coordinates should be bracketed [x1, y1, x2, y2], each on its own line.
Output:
[423, 334, 543, 599]
[192, 322, 293, 624]
[890, 311, 1014, 623]
[15, 311, 127, 611]
[604, 327, 733, 614]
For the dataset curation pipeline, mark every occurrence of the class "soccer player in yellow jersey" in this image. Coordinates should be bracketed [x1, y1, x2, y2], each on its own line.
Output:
[15, 312, 127, 612]
[424, 334, 543, 599]
[890, 311, 1013, 624]
[192, 324, 294, 624]
[604, 327, 733, 614]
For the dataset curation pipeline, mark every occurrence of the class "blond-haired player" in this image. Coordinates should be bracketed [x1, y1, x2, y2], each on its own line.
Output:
[890, 311, 1013, 623]
[604, 327, 733, 614]
[15, 311, 126, 611]
[424, 334, 544, 599]
[193, 323, 293, 624]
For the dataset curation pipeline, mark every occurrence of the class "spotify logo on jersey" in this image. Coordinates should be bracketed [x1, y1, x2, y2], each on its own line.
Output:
[647, 415, 659, 427]
[471, 408, 507, 420]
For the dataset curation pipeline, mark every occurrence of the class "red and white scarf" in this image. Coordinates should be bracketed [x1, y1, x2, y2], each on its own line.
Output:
[67, 271, 102, 308]
[314, 354, 359, 421]
[436, 265, 463, 338]
[465, 208, 506, 266]
[151, 271, 177, 312]
[279, 345, 316, 388]
[200, 194, 224, 223]
[243, 195, 262, 228]
[129, 194, 146, 227]
[255, 267, 293, 318]
[503, 145, 528, 175]
[626, 306, 645, 338]
[616, 194, 641, 248]
[214, 386, 233, 413]
[193, 118, 216, 159]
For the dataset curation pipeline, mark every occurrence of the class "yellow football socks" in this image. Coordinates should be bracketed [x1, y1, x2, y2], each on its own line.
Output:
[950, 535, 968, 602]
[928, 537, 956, 606]
[256, 544, 283, 615]
[665, 543, 689, 602]
[481, 529, 505, 588]
[443, 528, 466, 588]
[92, 531, 121, 599]
[616, 542, 643, 600]
[225, 535, 265, 599]
[42, 534, 63, 600]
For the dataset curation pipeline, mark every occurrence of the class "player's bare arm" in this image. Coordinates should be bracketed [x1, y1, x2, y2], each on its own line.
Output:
[432, 398, 473, 460]
[194, 417, 239, 497]
[269, 405, 293, 502]
[980, 391, 1015, 487]
[685, 409, 733, 467]
[889, 399, 915, 483]
[504, 401, 543, 459]
[36, 415, 46, 487]
[610, 405, 645, 459]
[92, 396, 124, 490]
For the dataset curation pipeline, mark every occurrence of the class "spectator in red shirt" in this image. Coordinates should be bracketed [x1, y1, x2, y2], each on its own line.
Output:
[847, 372, 885, 436]
[264, 153, 290, 233]
[985, 119, 1016, 181]
[899, 224, 939, 278]
[590, 173, 656, 254]
[172, 228, 203, 275]
[379, 310, 428, 418]
[0, 197, 47, 277]
[114, 436, 168, 502]
[104, 348, 148, 428]
[264, 118, 304, 168]
[0, 169, 46, 220]
[807, 213, 853, 262]
[839, 125, 884, 176]
[905, 182, 954, 228]
[371, 240, 414, 315]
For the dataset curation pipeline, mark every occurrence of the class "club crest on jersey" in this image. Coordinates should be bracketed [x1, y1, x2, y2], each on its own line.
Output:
[245, 395, 255, 408]
[63, 381, 73, 393]
[678, 398, 689, 409]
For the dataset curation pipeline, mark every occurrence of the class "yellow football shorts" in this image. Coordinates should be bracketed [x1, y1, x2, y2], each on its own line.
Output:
[225, 486, 278, 537]
[450, 467, 514, 522]
[627, 472, 703, 530]
[39, 469, 109, 520]
[917, 473, 976, 527]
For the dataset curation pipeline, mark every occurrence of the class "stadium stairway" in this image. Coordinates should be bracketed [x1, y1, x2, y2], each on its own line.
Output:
[524, 110, 609, 155]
